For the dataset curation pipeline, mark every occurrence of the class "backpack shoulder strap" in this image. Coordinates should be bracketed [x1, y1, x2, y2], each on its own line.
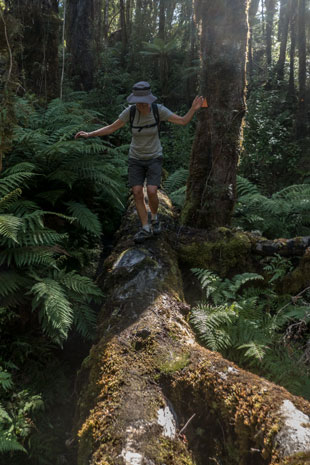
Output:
[151, 103, 160, 135]
[129, 104, 136, 129]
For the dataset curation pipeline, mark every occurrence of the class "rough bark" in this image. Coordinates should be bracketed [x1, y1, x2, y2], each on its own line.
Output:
[248, 0, 260, 83]
[265, 0, 277, 67]
[287, 1, 297, 102]
[73, 191, 310, 465]
[183, 0, 249, 229]
[119, 0, 127, 64]
[9, 0, 60, 99]
[295, 0, 306, 139]
[275, 0, 291, 82]
[66, 0, 96, 90]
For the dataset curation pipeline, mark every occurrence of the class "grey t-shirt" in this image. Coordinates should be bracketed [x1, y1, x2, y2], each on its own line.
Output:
[118, 104, 173, 160]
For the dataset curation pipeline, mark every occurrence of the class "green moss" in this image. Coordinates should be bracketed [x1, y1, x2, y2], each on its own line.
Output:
[280, 253, 310, 294]
[146, 437, 196, 465]
[178, 229, 252, 276]
[159, 352, 190, 374]
[278, 451, 310, 465]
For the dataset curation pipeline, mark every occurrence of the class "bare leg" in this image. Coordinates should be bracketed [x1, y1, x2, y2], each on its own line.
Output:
[132, 185, 148, 226]
[146, 185, 159, 216]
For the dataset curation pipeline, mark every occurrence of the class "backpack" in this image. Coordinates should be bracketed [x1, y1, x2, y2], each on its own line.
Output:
[129, 103, 160, 136]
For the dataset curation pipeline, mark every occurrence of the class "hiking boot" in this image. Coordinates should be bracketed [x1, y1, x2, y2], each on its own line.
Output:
[151, 219, 162, 235]
[134, 227, 153, 244]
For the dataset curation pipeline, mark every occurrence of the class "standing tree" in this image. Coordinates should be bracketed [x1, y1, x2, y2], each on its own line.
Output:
[287, 0, 297, 101]
[265, 0, 277, 67]
[247, 0, 260, 84]
[6, 0, 60, 99]
[296, 0, 306, 138]
[182, 0, 249, 229]
[275, 0, 291, 82]
[66, 0, 100, 90]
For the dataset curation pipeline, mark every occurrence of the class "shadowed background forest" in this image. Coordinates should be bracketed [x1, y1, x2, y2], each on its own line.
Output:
[0, 0, 310, 464]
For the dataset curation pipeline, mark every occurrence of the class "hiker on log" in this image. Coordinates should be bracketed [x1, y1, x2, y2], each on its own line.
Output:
[75, 81, 204, 243]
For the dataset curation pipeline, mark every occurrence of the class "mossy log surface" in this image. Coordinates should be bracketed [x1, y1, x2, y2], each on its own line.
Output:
[74, 191, 310, 465]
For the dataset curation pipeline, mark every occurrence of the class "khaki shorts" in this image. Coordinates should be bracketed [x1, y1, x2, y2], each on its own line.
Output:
[128, 157, 163, 187]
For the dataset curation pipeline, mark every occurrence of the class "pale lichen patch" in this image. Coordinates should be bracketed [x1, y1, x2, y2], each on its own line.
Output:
[157, 406, 177, 438]
[276, 400, 310, 457]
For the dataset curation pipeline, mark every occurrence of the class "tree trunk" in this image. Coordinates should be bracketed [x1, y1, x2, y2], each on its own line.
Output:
[103, 0, 109, 41]
[9, 0, 60, 99]
[182, 0, 248, 229]
[295, 0, 306, 139]
[73, 191, 310, 465]
[120, 0, 127, 64]
[265, 0, 276, 67]
[247, 0, 260, 83]
[66, 0, 96, 91]
[287, 0, 297, 102]
[158, 0, 166, 40]
[275, 0, 291, 82]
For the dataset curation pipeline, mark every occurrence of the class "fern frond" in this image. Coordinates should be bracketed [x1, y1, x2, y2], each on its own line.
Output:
[236, 176, 260, 197]
[272, 184, 310, 200]
[3, 162, 36, 175]
[0, 437, 27, 454]
[0, 371, 13, 390]
[0, 403, 11, 422]
[190, 304, 234, 351]
[164, 168, 188, 194]
[0, 189, 22, 211]
[0, 247, 56, 267]
[229, 273, 264, 294]
[170, 185, 186, 208]
[0, 215, 23, 241]
[36, 190, 65, 205]
[237, 341, 268, 363]
[9, 200, 40, 216]
[65, 202, 102, 236]
[57, 270, 103, 299]
[0, 272, 30, 297]
[192, 268, 221, 298]
[73, 304, 97, 340]
[0, 171, 35, 196]
[30, 279, 73, 343]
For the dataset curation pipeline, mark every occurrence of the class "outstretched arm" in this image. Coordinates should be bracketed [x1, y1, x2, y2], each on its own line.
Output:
[75, 119, 125, 139]
[168, 96, 204, 126]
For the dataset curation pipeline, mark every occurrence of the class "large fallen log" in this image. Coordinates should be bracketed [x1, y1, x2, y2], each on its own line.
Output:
[73, 191, 310, 465]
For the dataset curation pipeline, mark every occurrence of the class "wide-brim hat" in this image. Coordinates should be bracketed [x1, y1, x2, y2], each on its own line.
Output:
[127, 81, 157, 104]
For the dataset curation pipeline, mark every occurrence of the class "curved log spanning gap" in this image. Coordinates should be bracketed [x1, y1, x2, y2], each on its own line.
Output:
[73, 191, 310, 465]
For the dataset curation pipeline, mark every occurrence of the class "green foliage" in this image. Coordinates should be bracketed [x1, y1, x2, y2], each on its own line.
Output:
[234, 176, 310, 238]
[163, 168, 188, 208]
[141, 38, 178, 57]
[191, 266, 310, 398]
[240, 85, 301, 192]
[0, 96, 115, 463]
